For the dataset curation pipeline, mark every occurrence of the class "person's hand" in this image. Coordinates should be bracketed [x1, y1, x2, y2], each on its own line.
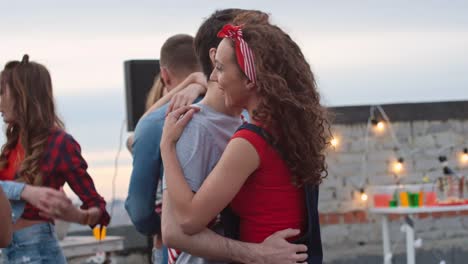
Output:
[166, 83, 206, 114]
[126, 134, 134, 154]
[161, 105, 200, 148]
[21, 185, 71, 214]
[22, 185, 102, 225]
[39, 201, 102, 226]
[82, 207, 103, 226]
[29, 186, 77, 223]
[253, 229, 308, 264]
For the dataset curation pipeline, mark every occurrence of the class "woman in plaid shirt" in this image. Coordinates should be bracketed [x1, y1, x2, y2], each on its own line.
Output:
[0, 55, 110, 263]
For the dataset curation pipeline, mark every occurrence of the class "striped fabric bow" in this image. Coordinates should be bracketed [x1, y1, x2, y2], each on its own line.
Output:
[217, 24, 257, 83]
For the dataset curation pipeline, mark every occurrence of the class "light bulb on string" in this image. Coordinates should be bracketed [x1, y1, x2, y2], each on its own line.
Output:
[393, 157, 404, 174]
[359, 188, 368, 201]
[376, 121, 385, 131]
[330, 137, 339, 148]
[461, 148, 468, 164]
[371, 118, 385, 133]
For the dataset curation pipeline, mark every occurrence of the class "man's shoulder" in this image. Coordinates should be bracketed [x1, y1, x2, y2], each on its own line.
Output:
[134, 104, 169, 135]
[180, 111, 211, 139]
[139, 104, 169, 124]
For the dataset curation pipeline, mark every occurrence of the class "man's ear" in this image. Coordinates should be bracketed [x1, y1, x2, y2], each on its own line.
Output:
[160, 67, 171, 87]
[209, 48, 217, 66]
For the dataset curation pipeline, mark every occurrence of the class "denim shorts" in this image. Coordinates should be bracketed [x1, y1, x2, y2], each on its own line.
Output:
[152, 246, 168, 264]
[2, 222, 67, 264]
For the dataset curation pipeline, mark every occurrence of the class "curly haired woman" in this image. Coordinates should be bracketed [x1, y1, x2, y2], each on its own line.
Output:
[161, 14, 329, 264]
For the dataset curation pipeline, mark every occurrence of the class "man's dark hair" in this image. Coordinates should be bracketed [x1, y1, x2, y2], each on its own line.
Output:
[194, 9, 268, 79]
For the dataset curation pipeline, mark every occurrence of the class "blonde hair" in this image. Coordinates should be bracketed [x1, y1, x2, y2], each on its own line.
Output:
[145, 74, 165, 110]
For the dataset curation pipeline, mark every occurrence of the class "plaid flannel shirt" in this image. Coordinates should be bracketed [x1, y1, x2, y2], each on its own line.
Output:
[20, 129, 110, 226]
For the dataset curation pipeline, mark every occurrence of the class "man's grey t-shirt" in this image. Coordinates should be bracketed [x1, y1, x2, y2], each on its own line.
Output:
[163, 103, 243, 264]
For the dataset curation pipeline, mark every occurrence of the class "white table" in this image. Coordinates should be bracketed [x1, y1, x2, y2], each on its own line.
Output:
[60, 236, 124, 259]
[369, 205, 468, 264]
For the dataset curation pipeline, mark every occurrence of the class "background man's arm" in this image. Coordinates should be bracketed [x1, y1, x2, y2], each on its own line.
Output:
[125, 118, 165, 235]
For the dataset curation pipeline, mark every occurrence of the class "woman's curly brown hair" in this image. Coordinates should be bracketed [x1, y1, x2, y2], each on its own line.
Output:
[232, 17, 331, 187]
[0, 55, 64, 185]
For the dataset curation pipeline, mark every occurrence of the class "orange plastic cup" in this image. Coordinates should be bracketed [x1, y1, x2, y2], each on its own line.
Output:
[399, 191, 409, 207]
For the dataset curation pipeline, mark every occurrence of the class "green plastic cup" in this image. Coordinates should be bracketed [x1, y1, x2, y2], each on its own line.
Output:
[409, 193, 420, 207]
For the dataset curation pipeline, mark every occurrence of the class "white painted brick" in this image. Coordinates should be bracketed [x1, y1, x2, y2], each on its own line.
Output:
[336, 186, 354, 201]
[450, 120, 465, 134]
[444, 228, 468, 239]
[392, 122, 413, 140]
[348, 138, 376, 153]
[412, 121, 430, 135]
[320, 119, 468, 242]
[347, 175, 370, 188]
[318, 201, 340, 213]
[414, 158, 439, 171]
[348, 223, 381, 242]
[418, 230, 446, 241]
[321, 225, 350, 246]
[366, 150, 395, 163]
[319, 186, 337, 201]
[414, 135, 436, 148]
[463, 120, 468, 134]
[415, 218, 436, 233]
[427, 121, 450, 134]
[328, 163, 363, 177]
[434, 218, 464, 234]
[369, 175, 399, 185]
[376, 140, 401, 151]
[434, 131, 462, 147]
[337, 200, 365, 212]
[321, 174, 342, 187]
[365, 164, 394, 178]
[335, 153, 364, 165]
[400, 173, 426, 184]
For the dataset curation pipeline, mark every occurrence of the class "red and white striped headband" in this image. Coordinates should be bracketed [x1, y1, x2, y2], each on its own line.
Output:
[217, 24, 257, 83]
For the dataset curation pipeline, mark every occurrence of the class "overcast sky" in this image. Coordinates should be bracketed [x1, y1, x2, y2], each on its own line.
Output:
[1, 0, 467, 199]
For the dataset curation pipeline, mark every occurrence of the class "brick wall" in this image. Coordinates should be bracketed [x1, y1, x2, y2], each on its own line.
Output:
[320, 101, 468, 247]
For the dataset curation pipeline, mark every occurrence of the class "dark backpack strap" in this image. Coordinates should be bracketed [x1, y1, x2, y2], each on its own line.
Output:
[306, 185, 323, 263]
[235, 123, 271, 140]
[236, 123, 323, 264]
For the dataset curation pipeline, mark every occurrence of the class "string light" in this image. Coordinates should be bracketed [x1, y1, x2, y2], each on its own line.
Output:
[392, 157, 404, 174]
[330, 137, 339, 148]
[461, 148, 468, 164]
[371, 118, 385, 132]
[334, 105, 464, 191]
[438, 156, 447, 163]
[359, 188, 368, 201]
[376, 121, 385, 131]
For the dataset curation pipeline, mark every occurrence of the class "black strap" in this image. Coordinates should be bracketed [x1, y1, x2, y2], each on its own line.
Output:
[235, 123, 272, 144]
[236, 123, 323, 263]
